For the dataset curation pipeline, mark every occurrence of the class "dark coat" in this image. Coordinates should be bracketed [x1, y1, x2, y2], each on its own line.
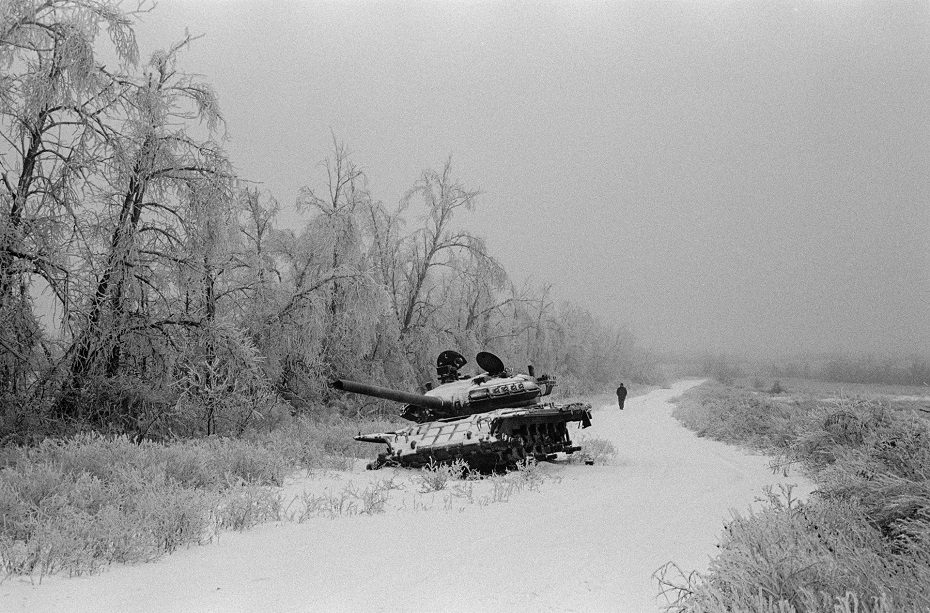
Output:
[616, 385, 627, 400]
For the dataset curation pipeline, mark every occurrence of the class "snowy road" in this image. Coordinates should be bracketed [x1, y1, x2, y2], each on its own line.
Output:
[2, 380, 813, 612]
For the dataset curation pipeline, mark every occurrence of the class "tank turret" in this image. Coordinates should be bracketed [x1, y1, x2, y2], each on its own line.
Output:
[329, 351, 555, 423]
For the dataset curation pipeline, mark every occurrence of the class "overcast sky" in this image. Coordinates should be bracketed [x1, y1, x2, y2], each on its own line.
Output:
[134, 1, 929, 358]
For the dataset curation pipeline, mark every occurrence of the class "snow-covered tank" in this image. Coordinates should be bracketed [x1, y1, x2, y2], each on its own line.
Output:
[330, 351, 592, 470]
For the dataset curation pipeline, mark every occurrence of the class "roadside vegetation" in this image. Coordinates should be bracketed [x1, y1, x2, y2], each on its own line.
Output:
[659, 380, 930, 613]
[0, 414, 404, 581]
[0, 429, 571, 582]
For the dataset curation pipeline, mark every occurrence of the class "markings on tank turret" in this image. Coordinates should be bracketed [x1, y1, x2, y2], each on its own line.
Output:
[489, 382, 525, 396]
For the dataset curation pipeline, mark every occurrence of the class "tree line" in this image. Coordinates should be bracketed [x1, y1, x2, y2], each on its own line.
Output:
[0, 1, 656, 441]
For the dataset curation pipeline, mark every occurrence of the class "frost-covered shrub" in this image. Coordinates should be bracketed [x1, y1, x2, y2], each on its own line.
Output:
[208, 438, 287, 486]
[0, 456, 219, 579]
[216, 485, 284, 530]
[0, 411, 412, 579]
[417, 459, 469, 493]
[568, 436, 617, 465]
[657, 487, 928, 612]
[667, 382, 930, 612]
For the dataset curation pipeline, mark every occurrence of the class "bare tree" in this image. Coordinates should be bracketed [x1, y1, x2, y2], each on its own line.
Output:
[239, 142, 387, 410]
[0, 0, 143, 392]
[67, 34, 231, 391]
[235, 186, 280, 305]
[438, 246, 512, 356]
[395, 159, 483, 338]
[296, 137, 367, 320]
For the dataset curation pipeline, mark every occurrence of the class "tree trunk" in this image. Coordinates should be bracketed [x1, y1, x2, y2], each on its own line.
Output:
[70, 141, 152, 384]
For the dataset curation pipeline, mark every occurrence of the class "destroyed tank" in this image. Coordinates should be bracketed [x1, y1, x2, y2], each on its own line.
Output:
[330, 350, 592, 470]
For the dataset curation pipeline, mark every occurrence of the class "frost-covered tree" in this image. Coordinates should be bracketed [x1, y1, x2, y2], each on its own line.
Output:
[65, 34, 232, 413]
[0, 0, 143, 393]
[249, 142, 397, 410]
[364, 159, 497, 383]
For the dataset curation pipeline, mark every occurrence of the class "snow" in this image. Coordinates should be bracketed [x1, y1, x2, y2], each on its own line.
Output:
[1, 379, 814, 612]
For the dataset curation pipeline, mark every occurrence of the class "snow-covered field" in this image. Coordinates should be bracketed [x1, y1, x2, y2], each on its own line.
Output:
[1, 380, 814, 612]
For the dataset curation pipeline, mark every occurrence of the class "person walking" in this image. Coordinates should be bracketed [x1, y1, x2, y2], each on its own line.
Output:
[616, 383, 627, 410]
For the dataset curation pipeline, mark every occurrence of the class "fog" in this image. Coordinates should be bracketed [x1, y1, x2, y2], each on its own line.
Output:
[135, 1, 930, 359]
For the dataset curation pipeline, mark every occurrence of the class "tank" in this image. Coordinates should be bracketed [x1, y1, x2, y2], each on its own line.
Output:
[330, 350, 592, 470]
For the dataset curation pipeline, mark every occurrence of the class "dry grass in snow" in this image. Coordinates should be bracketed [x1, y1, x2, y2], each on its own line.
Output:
[0, 414, 404, 582]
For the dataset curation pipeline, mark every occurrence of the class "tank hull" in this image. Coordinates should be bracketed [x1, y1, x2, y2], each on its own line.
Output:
[356, 402, 592, 470]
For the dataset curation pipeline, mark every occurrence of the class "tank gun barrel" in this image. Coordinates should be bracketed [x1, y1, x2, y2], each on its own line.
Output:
[330, 378, 450, 410]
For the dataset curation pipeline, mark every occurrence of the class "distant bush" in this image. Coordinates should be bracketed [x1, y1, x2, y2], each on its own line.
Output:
[820, 356, 930, 386]
[667, 382, 930, 611]
[673, 384, 802, 450]
[768, 355, 930, 387]
[699, 355, 744, 386]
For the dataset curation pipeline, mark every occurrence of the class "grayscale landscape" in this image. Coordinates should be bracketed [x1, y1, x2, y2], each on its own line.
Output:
[0, 2, 927, 612]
